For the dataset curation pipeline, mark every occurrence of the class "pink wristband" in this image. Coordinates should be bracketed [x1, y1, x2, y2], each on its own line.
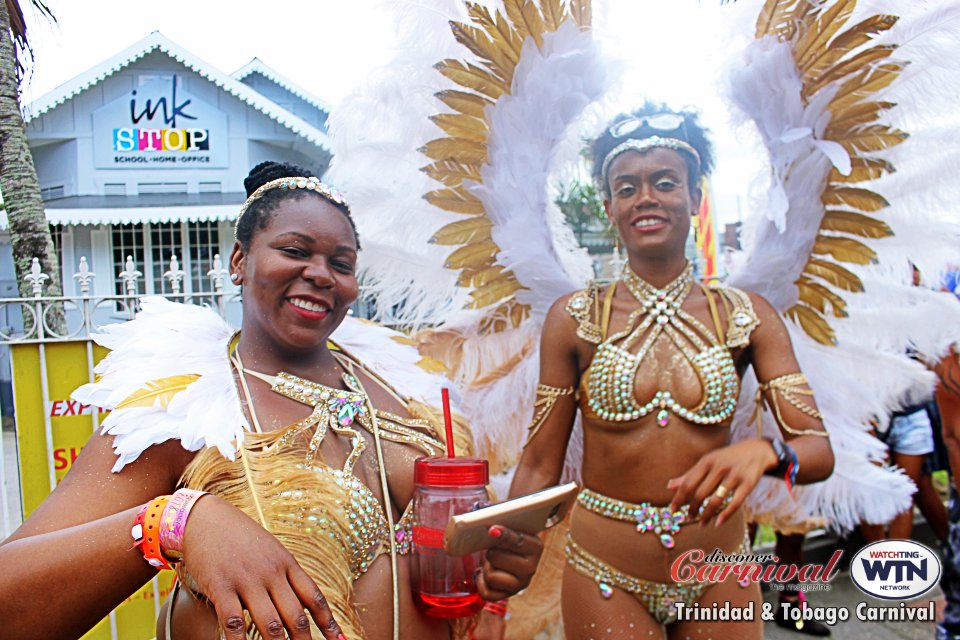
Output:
[159, 488, 208, 560]
[483, 599, 509, 617]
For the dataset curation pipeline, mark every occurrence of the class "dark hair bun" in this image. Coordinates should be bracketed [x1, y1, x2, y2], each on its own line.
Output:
[243, 161, 314, 197]
[236, 160, 360, 251]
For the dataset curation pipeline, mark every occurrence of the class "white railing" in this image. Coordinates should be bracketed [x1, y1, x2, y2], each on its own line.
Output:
[0, 253, 240, 344]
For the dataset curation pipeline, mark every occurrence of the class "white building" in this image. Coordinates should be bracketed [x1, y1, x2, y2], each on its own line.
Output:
[0, 32, 336, 405]
[3, 31, 333, 301]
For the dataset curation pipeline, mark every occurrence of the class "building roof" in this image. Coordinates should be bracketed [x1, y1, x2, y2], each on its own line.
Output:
[24, 31, 332, 152]
[232, 58, 332, 115]
[0, 193, 246, 229]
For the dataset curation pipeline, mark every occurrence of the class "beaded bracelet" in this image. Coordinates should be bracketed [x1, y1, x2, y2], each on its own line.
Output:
[765, 438, 800, 494]
[483, 600, 509, 618]
[159, 488, 209, 561]
[785, 446, 799, 493]
[132, 496, 174, 570]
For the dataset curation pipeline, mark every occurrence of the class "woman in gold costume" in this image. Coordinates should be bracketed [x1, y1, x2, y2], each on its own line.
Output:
[0, 162, 542, 640]
[509, 106, 835, 639]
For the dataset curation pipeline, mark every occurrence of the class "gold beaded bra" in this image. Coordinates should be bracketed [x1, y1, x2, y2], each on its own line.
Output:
[234, 352, 446, 579]
[567, 264, 759, 427]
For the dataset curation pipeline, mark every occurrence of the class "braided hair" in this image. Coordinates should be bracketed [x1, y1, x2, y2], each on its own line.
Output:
[590, 101, 715, 198]
[236, 161, 360, 250]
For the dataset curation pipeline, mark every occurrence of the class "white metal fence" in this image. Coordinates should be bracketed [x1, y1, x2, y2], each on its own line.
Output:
[0, 253, 247, 639]
[0, 252, 244, 531]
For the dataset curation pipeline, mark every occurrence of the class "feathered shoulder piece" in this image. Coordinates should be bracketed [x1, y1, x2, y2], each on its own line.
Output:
[72, 297, 246, 472]
[73, 298, 460, 473]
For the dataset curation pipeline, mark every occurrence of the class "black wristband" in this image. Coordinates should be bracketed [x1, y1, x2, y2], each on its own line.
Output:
[764, 437, 792, 478]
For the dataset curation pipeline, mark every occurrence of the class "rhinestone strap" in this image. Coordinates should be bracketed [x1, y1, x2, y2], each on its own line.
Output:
[250, 369, 370, 473]
[565, 285, 602, 344]
[756, 373, 829, 438]
[716, 285, 760, 348]
[524, 384, 576, 447]
[565, 534, 707, 624]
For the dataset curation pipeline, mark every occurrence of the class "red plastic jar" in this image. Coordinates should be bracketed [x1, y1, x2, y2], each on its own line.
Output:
[410, 457, 489, 618]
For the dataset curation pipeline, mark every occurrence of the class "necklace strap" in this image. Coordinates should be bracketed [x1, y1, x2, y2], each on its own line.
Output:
[241, 368, 276, 386]
[600, 282, 617, 341]
[230, 346, 265, 434]
[620, 262, 693, 302]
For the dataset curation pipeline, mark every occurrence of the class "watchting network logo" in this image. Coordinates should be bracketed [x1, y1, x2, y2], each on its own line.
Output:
[850, 540, 941, 600]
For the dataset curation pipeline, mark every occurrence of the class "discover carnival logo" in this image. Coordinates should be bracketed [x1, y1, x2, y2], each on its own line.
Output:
[850, 540, 941, 600]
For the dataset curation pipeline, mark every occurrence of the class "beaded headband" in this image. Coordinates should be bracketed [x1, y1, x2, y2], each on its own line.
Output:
[600, 136, 702, 186]
[235, 176, 349, 235]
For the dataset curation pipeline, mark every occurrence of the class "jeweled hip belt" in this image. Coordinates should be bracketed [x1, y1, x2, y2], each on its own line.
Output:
[577, 487, 730, 549]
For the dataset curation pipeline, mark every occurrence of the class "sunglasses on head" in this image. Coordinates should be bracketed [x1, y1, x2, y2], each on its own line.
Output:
[609, 113, 685, 138]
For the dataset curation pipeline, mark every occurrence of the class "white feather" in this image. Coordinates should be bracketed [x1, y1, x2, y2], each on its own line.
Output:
[727, 0, 960, 531]
[71, 298, 461, 472]
[72, 297, 246, 472]
[328, 1, 612, 471]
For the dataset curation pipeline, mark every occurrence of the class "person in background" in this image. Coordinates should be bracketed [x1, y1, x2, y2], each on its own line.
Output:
[861, 404, 944, 542]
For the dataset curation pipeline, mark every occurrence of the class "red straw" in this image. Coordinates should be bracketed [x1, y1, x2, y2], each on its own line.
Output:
[441, 387, 456, 458]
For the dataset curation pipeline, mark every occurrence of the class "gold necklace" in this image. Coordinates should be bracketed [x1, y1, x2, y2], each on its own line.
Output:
[620, 262, 694, 319]
[231, 347, 370, 471]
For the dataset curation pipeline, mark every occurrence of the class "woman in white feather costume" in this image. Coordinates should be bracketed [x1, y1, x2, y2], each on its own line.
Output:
[0, 162, 543, 640]
[508, 106, 834, 639]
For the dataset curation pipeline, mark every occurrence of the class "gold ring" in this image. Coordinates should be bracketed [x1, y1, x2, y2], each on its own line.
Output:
[714, 484, 729, 499]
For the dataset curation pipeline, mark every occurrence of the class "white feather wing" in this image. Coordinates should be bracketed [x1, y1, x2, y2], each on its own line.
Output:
[727, 0, 960, 531]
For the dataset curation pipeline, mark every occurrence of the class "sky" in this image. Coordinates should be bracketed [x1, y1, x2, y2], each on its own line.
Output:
[20, 0, 769, 227]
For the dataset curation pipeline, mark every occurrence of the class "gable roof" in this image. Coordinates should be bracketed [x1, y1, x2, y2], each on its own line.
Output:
[24, 31, 331, 151]
[232, 58, 332, 115]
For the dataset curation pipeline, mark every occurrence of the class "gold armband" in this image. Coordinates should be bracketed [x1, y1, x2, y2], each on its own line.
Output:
[524, 383, 576, 447]
[754, 373, 829, 438]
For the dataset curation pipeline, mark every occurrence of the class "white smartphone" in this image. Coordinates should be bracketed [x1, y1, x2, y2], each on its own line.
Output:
[443, 482, 578, 557]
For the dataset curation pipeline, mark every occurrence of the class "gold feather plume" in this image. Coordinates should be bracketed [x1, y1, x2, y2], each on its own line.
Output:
[423, 0, 592, 334]
[756, 0, 904, 345]
[115, 374, 201, 409]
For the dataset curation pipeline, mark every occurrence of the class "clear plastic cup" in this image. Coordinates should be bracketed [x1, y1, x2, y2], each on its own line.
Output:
[410, 456, 489, 618]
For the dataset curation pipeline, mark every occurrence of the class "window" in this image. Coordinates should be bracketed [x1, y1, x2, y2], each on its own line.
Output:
[150, 222, 183, 294]
[110, 221, 221, 299]
[40, 185, 65, 200]
[186, 221, 220, 296]
[111, 223, 146, 296]
[49, 224, 63, 270]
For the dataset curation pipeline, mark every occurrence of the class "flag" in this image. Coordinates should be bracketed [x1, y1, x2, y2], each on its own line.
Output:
[695, 178, 718, 281]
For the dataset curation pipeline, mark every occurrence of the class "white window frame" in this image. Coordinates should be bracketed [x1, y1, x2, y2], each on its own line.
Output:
[109, 221, 222, 298]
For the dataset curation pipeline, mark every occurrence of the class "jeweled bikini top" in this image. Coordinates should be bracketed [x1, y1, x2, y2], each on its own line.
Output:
[567, 264, 759, 427]
[243, 363, 444, 578]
